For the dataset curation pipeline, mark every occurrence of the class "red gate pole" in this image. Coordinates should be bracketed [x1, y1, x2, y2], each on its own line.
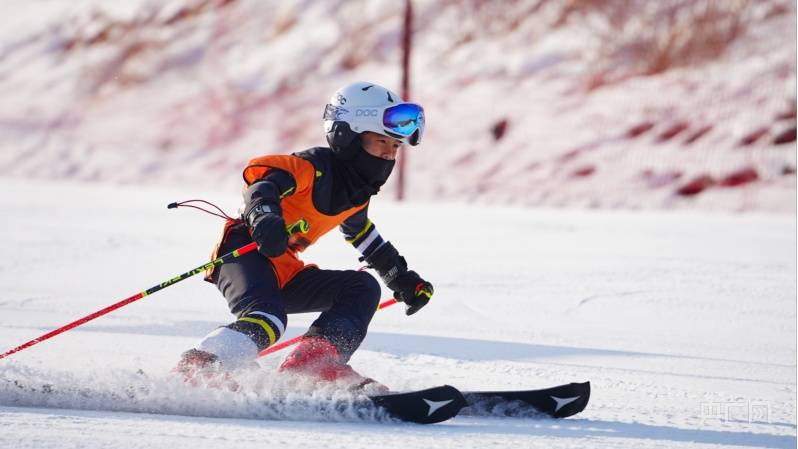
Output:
[397, 0, 413, 201]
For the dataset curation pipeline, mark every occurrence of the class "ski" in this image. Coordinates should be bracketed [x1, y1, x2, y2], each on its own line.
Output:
[370, 384, 466, 424]
[462, 381, 590, 418]
[2, 377, 465, 425]
[4, 374, 587, 422]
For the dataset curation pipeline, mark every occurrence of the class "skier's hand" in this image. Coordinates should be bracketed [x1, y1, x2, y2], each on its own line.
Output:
[389, 271, 433, 316]
[246, 202, 288, 258]
[363, 241, 433, 315]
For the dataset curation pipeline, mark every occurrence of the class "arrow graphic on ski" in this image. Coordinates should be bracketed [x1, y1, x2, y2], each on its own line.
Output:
[423, 398, 454, 416]
[369, 385, 466, 424]
[551, 395, 581, 413]
[461, 381, 591, 418]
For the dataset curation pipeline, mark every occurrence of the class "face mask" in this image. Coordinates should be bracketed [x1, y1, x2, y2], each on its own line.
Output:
[350, 149, 395, 189]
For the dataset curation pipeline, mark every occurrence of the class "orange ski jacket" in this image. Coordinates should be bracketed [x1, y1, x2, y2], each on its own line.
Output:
[207, 147, 385, 288]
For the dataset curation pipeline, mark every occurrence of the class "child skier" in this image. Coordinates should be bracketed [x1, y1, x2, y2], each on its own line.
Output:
[176, 81, 433, 391]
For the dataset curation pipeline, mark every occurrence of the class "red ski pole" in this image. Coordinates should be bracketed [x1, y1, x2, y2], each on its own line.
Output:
[0, 242, 259, 361]
[0, 219, 312, 361]
[257, 298, 398, 358]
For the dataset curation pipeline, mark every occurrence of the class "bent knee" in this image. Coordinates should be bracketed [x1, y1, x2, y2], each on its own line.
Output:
[353, 271, 381, 308]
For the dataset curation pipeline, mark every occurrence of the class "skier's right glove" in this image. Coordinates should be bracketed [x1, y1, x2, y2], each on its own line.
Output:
[243, 182, 289, 258]
[364, 242, 433, 315]
[246, 203, 288, 258]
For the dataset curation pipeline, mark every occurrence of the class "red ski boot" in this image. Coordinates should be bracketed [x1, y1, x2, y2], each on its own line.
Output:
[278, 337, 388, 394]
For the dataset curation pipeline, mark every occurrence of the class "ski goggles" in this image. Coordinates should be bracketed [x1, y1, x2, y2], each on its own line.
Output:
[382, 103, 425, 145]
[324, 102, 425, 146]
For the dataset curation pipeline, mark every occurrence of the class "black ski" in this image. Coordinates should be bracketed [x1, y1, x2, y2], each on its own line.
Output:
[2, 377, 466, 425]
[462, 381, 590, 418]
[370, 384, 466, 424]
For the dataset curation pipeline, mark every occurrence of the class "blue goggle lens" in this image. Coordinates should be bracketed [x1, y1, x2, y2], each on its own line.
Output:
[383, 103, 425, 142]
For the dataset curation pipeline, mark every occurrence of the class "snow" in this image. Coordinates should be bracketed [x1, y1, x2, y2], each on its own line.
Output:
[0, 178, 795, 448]
[0, 1, 795, 447]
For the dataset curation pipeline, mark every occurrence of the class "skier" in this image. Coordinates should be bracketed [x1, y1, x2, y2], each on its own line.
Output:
[176, 81, 433, 391]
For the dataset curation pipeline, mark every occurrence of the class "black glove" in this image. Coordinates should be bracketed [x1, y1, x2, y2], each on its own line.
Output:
[245, 201, 288, 258]
[389, 270, 434, 316]
[364, 242, 434, 316]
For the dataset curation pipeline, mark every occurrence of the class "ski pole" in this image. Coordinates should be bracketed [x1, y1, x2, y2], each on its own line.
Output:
[0, 220, 310, 361]
[257, 298, 398, 358]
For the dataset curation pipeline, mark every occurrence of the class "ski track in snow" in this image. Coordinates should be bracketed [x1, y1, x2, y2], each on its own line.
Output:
[0, 179, 795, 449]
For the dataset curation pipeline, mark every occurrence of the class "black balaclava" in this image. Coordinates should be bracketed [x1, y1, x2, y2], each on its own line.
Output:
[331, 136, 395, 206]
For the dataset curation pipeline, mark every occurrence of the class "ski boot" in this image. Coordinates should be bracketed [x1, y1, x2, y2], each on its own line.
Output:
[279, 337, 388, 395]
[173, 348, 240, 391]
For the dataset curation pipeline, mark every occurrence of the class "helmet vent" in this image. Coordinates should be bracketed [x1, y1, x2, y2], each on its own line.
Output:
[361, 85, 374, 91]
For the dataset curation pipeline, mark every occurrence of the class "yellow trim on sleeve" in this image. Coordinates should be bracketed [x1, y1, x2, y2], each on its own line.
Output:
[345, 219, 374, 244]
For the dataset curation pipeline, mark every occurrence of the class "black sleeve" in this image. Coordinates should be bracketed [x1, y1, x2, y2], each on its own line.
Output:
[243, 168, 297, 215]
[340, 205, 385, 258]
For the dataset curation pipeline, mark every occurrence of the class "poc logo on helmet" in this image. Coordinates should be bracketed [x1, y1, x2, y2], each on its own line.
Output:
[355, 108, 379, 117]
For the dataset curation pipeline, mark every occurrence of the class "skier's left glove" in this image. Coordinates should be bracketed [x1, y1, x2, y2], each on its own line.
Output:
[364, 242, 434, 316]
[390, 271, 434, 316]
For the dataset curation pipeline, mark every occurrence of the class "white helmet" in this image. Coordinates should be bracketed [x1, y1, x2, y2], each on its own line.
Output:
[323, 81, 425, 158]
